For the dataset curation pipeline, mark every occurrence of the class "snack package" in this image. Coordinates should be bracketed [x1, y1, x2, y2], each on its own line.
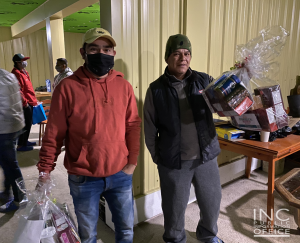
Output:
[13, 174, 81, 243]
[203, 25, 289, 132]
[203, 71, 254, 116]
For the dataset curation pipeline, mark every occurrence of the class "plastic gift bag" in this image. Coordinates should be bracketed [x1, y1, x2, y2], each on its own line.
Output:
[13, 174, 81, 243]
[32, 103, 47, 124]
[203, 25, 290, 132]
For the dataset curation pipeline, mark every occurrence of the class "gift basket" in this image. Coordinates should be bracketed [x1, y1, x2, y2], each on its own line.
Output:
[203, 25, 289, 132]
[13, 174, 81, 243]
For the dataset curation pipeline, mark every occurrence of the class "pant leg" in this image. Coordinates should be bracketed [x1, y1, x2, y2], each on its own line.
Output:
[68, 175, 104, 243]
[18, 105, 33, 146]
[192, 158, 222, 242]
[0, 132, 24, 202]
[103, 171, 134, 243]
[157, 161, 195, 243]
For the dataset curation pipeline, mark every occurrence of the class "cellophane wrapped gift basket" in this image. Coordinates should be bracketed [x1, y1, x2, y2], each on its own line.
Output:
[202, 25, 289, 132]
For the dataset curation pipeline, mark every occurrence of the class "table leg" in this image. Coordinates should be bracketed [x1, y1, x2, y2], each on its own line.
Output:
[245, 157, 252, 179]
[297, 209, 300, 228]
[267, 159, 275, 230]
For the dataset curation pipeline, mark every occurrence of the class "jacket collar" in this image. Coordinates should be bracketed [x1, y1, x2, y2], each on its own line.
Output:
[163, 67, 195, 87]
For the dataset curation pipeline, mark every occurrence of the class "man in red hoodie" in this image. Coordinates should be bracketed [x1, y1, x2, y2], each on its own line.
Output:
[37, 28, 141, 243]
[12, 54, 38, 152]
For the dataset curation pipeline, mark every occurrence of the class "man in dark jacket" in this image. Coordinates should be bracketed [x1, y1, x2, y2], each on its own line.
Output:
[144, 34, 224, 243]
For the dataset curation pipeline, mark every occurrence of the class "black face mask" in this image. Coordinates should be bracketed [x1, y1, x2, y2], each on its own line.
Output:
[86, 53, 114, 77]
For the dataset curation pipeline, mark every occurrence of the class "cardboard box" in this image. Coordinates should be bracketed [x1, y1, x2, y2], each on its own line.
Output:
[231, 112, 262, 131]
[254, 108, 278, 132]
[203, 77, 253, 117]
[274, 102, 288, 128]
[254, 85, 283, 108]
[215, 126, 245, 140]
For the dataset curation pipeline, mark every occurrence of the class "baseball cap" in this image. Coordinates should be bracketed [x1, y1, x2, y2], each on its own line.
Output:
[82, 28, 116, 47]
[164, 34, 192, 61]
[12, 53, 30, 62]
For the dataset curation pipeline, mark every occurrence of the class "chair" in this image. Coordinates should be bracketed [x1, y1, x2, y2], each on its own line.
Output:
[38, 99, 51, 146]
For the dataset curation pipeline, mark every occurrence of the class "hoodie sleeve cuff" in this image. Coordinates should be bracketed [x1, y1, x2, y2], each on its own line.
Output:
[128, 154, 138, 166]
[38, 169, 51, 175]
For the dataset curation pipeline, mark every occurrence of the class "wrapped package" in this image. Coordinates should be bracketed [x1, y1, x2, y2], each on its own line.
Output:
[232, 84, 288, 132]
[249, 95, 263, 110]
[203, 72, 254, 116]
[203, 25, 289, 132]
[13, 174, 81, 243]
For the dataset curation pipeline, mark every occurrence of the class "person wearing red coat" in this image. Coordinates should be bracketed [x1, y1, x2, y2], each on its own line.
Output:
[12, 53, 38, 152]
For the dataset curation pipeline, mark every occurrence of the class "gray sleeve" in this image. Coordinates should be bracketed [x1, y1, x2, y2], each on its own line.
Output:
[143, 87, 158, 163]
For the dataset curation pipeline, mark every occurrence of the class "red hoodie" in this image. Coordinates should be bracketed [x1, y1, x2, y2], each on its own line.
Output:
[37, 66, 141, 177]
[12, 68, 38, 107]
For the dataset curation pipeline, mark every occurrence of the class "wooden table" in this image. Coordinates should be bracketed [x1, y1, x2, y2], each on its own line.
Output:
[35, 92, 52, 101]
[218, 135, 300, 228]
[275, 168, 300, 228]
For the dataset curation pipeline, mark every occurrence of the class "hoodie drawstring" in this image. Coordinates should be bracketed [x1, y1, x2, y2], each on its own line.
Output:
[89, 79, 98, 134]
[100, 80, 109, 103]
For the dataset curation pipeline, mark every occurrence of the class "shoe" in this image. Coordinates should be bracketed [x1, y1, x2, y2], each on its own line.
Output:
[27, 141, 36, 146]
[0, 200, 19, 213]
[17, 146, 33, 152]
[204, 237, 224, 243]
[19, 195, 28, 206]
[0, 192, 13, 203]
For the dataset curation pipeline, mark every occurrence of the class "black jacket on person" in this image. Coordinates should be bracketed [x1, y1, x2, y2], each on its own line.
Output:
[149, 68, 221, 169]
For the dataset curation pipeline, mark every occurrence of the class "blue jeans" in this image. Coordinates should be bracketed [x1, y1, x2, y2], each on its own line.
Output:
[68, 171, 134, 243]
[0, 131, 24, 202]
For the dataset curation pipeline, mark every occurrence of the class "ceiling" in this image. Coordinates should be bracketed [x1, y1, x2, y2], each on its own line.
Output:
[0, 0, 100, 33]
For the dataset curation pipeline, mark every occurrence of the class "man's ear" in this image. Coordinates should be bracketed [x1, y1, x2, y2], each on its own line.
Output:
[165, 56, 169, 65]
[79, 48, 86, 60]
[113, 50, 116, 56]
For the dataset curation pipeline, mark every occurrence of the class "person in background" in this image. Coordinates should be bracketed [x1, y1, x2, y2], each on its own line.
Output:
[12, 53, 38, 152]
[0, 68, 27, 212]
[37, 28, 141, 243]
[53, 58, 73, 90]
[144, 34, 224, 243]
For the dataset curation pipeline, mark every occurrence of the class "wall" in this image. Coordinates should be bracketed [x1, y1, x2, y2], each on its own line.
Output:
[111, 0, 300, 197]
[111, 0, 184, 196]
[0, 26, 84, 89]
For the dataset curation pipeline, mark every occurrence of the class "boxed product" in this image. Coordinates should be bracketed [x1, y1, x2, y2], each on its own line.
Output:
[253, 108, 278, 132]
[52, 207, 80, 243]
[231, 112, 262, 131]
[203, 74, 254, 117]
[254, 85, 283, 108]
[215, 125, 245, 140]
[254, 85, 288, 129]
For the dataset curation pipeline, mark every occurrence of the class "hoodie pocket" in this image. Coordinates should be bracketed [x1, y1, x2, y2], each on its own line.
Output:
[74, 141, 129, 173]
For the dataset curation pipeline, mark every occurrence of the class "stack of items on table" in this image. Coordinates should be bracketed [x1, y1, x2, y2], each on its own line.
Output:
[231, 85, 288, 132]
[203, 25, 289, 134]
